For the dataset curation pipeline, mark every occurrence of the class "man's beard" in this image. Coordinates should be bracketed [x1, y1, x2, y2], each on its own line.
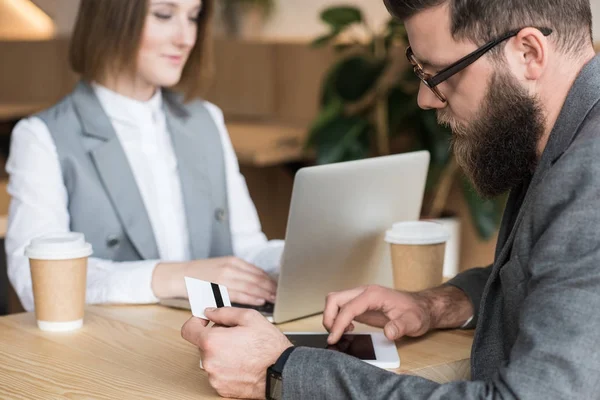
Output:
[438, 71, 545, 198]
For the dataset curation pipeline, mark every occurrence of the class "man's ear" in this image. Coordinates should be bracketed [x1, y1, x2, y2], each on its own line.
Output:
[504, 27, 549, 81]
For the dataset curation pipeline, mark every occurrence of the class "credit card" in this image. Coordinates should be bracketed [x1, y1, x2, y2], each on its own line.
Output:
[184, 277, 232, 320]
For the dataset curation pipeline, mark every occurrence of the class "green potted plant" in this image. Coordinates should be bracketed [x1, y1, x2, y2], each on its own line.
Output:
[220, 0, 276, 37]
[307, 5, 505, 245]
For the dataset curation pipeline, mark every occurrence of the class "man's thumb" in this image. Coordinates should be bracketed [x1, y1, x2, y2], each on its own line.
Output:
[205, 306, 255, 327]
[383, 319, 405, 341]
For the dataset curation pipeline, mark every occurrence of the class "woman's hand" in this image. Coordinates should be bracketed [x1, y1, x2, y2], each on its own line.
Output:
[152, 257, 277, 305]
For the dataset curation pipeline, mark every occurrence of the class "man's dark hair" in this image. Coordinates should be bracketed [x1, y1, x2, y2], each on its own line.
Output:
[384, 0, 592, 55]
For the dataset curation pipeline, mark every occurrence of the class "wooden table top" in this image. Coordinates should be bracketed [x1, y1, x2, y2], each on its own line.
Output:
[0, 305, 473, 399]
[226, 122, 308, 167]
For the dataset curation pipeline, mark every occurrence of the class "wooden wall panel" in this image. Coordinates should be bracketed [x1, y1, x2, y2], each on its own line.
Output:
[0, 38, 336, 124]
[204, 39, 276, 119]
[273, 43, 337, 125]
[0, 40, 61, 103]
[0, 37, 75, 105]
[240, 165, 294, 240]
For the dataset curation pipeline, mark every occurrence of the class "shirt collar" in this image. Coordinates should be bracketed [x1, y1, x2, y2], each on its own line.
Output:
[91, 82, 163, 126]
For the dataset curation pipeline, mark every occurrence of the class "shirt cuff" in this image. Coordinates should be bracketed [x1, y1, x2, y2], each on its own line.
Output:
[86, 258, 161, 305]
[460, 315, 474, 329]
[131, 260, 161, 303]
[246, 240, 285, 278]
[445, 266, 491, 329]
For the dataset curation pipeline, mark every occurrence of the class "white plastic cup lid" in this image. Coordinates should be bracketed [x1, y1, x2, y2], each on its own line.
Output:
[25, 232, 93, 260]
[385, 221, 450, 245]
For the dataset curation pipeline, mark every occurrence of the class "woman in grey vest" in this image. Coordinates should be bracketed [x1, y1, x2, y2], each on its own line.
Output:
[5, 0, 282, 312]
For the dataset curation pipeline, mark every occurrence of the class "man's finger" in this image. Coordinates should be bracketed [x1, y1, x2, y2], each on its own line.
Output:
[322, 287, 368, 332]
[384, 312, 426, 340]
[205, 306, 262, 327]
[327, 291, 378, 345]
[181, 317, 211, 347]
[354, 310, 389, 328]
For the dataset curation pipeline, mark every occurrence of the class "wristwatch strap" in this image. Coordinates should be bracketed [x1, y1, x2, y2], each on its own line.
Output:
[266, 346, 296, 400]
[272, 346, 296, 374]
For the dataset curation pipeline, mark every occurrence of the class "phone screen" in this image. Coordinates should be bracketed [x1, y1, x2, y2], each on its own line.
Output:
[285, 334, 376, 360]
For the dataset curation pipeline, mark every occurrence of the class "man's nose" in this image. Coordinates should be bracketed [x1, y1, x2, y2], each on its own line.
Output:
[417, 82, 446, 110]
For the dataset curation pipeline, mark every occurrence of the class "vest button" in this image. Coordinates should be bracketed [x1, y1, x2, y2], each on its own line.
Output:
[215, 208, 227, 222]
[106, 235, 120, 248]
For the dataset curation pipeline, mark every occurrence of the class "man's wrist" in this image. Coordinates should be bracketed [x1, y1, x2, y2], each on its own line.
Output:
[266, 346, 296, 400]
[271, 345, 296, 373]
[419, 285, 474, 330]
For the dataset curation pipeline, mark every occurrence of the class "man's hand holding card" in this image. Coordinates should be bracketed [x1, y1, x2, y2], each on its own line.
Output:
[182, 276, 292, 381]
[184, 277, 232, 320]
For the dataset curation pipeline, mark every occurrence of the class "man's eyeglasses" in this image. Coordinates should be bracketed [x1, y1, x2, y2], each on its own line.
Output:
[406, 27, 553, 102]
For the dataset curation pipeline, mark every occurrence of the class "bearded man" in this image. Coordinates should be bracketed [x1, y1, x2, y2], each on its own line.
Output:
[181, 0, 600, 398]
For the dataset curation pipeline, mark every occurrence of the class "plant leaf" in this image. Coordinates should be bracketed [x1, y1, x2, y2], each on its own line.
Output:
[306, 97, 345, 149]
[319, 55, 384, 105]
[334, 43, 357, 53]
[311, 30, 341, 48]
[461, 177, 507, 240]
[312, 116, 371, 164]
[387, 86, 418, 135]
[418, 110, 452, 166]
[320, 6, 363, 31]
[387, 19, 406, 38]
[424, 162, 445, 194]
[333, 56, 386, 102]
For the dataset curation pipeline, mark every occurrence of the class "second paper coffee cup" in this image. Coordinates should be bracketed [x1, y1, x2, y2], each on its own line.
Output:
[385, 221, 449, 292]
[25, 232, 92, 332]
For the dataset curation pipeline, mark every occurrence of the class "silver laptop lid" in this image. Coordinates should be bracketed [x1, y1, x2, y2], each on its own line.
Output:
[273, 151, 430, 323]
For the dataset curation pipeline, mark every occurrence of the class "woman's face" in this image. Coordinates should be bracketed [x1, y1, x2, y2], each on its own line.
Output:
[136, 0, 202, 88]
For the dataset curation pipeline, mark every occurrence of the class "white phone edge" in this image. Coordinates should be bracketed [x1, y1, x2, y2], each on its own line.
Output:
[282, 331, 400, 370]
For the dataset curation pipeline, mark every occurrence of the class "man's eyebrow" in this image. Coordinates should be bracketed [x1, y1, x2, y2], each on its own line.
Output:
[422, 60, 447, 70]
[410, 49, 447, 70]
[418, 57, 447, 70]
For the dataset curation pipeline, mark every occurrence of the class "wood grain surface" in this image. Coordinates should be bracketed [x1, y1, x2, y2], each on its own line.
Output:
[0, 306, 473, 399]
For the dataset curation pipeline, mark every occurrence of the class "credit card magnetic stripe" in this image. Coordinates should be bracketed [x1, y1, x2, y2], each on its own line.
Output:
[211, 283, 225, 308]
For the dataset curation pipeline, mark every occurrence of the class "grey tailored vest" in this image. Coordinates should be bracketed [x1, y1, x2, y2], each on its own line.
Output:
[35, 81, 233, 261]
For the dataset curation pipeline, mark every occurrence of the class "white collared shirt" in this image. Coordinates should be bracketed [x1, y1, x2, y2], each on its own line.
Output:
[6, 84, 284, 311]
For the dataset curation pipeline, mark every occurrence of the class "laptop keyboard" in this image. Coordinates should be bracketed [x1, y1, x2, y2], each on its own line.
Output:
[231, 302, 275, 315]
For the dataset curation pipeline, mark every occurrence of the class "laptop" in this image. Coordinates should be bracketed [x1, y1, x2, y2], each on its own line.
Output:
[160, 151, 429, 323]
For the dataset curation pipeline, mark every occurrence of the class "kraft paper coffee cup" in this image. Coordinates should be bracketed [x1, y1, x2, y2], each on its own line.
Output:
[25, 233, 92, 332]
[385, 221, 449, 292]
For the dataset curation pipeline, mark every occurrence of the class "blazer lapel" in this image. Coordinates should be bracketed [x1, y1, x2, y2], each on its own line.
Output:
[163, 92, 212, 260]
[493, 185, 523, 261]
[71, 81, 160, 260]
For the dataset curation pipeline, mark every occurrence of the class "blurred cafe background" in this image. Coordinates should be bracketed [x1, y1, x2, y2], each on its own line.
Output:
[1, 0, 600, 315]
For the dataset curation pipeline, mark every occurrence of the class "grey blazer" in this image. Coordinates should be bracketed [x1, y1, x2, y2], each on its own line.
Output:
[282, 55, 600, 399]
[35, 81, 233, 262]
